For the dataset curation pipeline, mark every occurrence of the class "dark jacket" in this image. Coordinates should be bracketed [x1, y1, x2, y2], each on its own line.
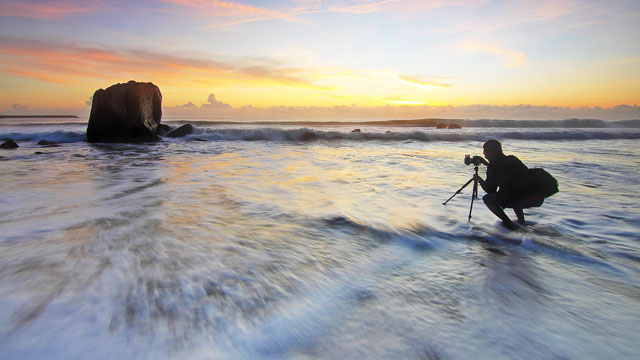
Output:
[481, 154, 530, 207]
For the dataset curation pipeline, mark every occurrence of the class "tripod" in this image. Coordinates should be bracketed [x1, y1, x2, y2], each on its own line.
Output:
[442, 165, 479, 221]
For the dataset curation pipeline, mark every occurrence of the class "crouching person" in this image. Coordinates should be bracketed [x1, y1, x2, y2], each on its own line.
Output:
[473, 140, 554, 230]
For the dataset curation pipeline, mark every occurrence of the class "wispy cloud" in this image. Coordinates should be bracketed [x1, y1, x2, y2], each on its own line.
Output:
[0, 37, 321, 87]
[396, 75, 453, 90]
[460, 43, 527, 67]
[1, 36, 460, 108]
[163, 0, 282, 17]
[375, 97, 432, 105]
[0, 0, 99, 19]
[179, 0, 403, 28]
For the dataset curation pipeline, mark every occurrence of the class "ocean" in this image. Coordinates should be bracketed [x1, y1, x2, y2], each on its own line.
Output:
[1, 119, 639, 359]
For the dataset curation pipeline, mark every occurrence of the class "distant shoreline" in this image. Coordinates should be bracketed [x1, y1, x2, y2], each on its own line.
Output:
[166, 119, 460, 127]
[0, 115, 78, 119]
[164, 118, 640, 128]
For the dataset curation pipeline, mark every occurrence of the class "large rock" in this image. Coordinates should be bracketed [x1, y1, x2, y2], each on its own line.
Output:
[86, 81, 162, 142]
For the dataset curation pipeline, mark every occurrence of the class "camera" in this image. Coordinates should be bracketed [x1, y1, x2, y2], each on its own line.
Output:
[464, 154, 484, 166]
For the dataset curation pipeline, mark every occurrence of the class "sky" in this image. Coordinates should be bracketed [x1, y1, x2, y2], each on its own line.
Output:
[0, 0, 639, 120]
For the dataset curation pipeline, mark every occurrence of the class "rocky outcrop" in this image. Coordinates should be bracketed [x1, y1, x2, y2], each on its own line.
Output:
[1, 139, 18, 149]
[86, 81, 162, 142]
[351, 129, 361, 133]
[166, 124, 195, 138]
[448, 123, 462, 129]
[436, 123, 447, 129]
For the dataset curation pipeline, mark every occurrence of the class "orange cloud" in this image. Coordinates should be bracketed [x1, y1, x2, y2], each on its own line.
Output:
[0, 0, 98, 19]
[0, 37, 321, 88]
[1, 36, 461, 109]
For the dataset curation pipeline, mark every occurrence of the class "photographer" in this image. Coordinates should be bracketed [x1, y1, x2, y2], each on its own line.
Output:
[472, 140, 544, 230]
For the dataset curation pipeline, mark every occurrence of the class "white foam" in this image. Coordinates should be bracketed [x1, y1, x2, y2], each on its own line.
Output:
[176, 126, 640, 142]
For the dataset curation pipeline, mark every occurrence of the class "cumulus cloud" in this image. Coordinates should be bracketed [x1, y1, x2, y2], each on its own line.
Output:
[203, 93, 232, 110]
[178, 101, 197, 108]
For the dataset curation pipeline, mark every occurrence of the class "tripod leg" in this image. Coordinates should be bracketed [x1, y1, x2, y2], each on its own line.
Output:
[468, 178, 477, 221]
[442, 177, 474, 205]
[468, 165, 480, 220]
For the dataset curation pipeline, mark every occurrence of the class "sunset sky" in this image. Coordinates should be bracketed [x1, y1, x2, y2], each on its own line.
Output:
[0, 0, 639, 119]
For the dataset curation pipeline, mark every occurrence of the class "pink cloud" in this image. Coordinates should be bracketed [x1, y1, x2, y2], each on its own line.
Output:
[198, 0, 406, 28]
[0, 37, 321, 87]
[163, 0, 281, 17]
[0, 0, 98, 19]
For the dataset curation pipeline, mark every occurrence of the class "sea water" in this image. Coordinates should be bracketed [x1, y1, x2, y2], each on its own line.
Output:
[1, 120, 639, 359]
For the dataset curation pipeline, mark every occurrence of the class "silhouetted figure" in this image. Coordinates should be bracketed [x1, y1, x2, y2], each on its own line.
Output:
[473, 140, 545, 230]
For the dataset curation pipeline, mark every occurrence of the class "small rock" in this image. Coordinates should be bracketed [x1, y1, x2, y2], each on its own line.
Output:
[157, 124, 173, 136]
[351, 128, 361, 133]
[37, 140, 60, 147]
[166, 124, 195, 138]
[448, 123, 462, 129]
[436, 123, 447, 129]
[1, 139, 18, 149]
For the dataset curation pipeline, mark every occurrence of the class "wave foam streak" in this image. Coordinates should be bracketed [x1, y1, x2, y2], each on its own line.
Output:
[1, 125, 640, 359]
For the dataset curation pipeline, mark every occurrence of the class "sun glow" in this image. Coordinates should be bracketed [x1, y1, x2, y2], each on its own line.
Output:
[0, 0, 638, 118]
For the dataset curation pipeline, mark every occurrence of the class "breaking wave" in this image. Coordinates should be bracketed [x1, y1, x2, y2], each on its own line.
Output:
[460, 118, 640, 128]
[179, 127, 640, 142]
[0, 130, 87, 143]
[2, 121, 640, 145]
